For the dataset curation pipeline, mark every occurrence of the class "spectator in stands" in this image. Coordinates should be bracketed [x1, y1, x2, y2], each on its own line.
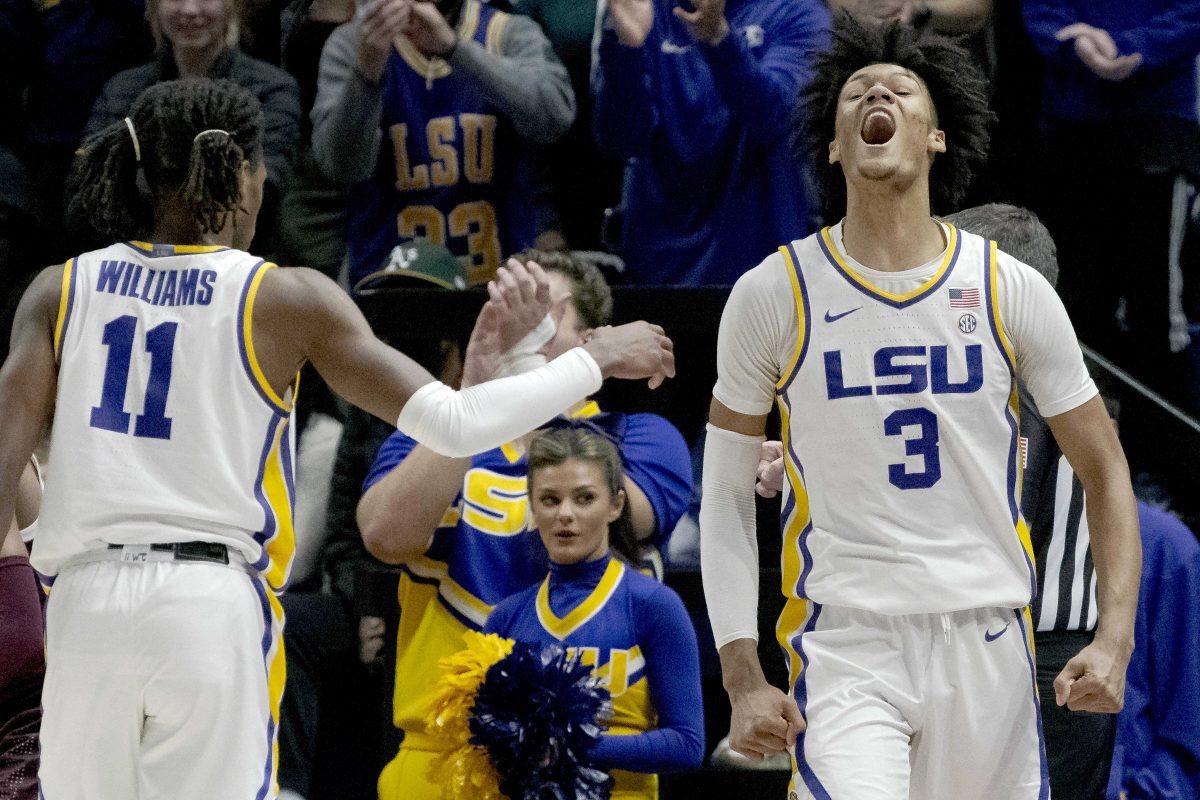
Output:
[0, 459, 45, 800]
[593, 0, 830, 285]
[312, 0, 574, 289]
[513, 0, 622, 251]
[1023, 1, 1200, 404]
[356, 250, 691, 799]
[276, 0, 357, 277]
[277, 241, 470, 800]
[1108, 502, 1200, 799]
[826, 0, 992, 34]
[485, 427, 705, 794]
[77, 0, 300, 255]
[16, 0, 152, 265]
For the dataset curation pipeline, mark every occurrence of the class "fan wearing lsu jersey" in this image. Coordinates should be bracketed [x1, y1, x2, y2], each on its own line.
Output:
[313, 0, 574, 289]
[485, 428, 704, 800]
[699, 17, 1140, 800]
[358, 250, 692, 800]
[0, 77, 674, 800]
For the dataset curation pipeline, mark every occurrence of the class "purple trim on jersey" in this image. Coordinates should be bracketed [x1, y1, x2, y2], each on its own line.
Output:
[235, 260, 288, 416]
[983, 245, 1036, 597]
[251, 415, 284, 572]
[790, 602, 832, 800]
[779, 241, 813, 394]
[817, 228, 961, 310]
[120, 242, 231, 258]
[249, 576, 278, 800]
[776, 390, 816, 600]
[1014, 609, 1051, 800]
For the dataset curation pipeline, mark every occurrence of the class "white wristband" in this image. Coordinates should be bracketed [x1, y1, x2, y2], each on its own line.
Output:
[496, 313, 556, 379]
[396, 347, 603, 458]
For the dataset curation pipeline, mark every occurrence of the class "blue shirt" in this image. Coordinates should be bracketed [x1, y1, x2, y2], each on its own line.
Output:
[593, 0, 830, 285]
[363, 408, 692, 626]
[1107, 503, 1200, 799]
[485, 555, 704, 785]
[1023, 0, 1200, 123]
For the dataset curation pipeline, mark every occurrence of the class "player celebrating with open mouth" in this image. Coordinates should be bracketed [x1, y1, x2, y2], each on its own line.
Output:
[700, 16, 1140, 800]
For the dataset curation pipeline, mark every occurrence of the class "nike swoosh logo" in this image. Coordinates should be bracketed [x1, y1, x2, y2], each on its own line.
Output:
[984, 625, 1009, 642]
[824, 307, 861, 323]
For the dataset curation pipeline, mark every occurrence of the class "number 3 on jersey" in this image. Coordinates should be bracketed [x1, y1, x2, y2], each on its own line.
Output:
[90, 315, 178, 440]
[884, 408, 941, 490]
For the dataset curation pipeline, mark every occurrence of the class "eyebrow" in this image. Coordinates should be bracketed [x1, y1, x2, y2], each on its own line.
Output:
[845, 69, 921, 87]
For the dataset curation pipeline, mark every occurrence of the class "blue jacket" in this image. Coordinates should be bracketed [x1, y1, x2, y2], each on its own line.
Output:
[1107, 503, 1200, 799]
[593, 0, 829, 285]
[1023, 0, 1200, 124]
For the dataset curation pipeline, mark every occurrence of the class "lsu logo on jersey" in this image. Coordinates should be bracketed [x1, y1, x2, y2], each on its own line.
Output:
[456, 467, 530, 536]
[567, 645, 643, 698]
[389, 113, 500, 282]
[824, 344, 984, 400]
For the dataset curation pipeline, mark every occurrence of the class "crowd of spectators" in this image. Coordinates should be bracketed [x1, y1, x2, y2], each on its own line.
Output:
[2, 0, 1199, 799]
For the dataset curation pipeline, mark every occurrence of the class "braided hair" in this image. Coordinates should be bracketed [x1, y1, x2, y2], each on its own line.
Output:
[69, 77, 264, 242]
[797, 13, 994, 217]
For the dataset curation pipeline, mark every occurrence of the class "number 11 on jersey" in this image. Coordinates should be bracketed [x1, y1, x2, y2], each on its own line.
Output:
[90, 315, 178, 440]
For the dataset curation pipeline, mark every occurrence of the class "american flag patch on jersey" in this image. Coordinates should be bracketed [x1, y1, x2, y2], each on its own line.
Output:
[948, 287, 981, 308]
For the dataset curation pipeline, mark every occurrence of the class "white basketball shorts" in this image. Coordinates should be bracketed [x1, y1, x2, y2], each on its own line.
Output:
[39, 554, 285, 800]
[787, 604, 1049, 800]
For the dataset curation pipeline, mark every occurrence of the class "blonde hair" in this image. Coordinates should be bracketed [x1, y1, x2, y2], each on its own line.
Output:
[147, 0, 243, 51]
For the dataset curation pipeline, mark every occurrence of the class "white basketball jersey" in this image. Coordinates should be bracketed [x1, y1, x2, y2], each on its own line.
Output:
[774, 225, 1035, 624]
[31, 242, 297, 590]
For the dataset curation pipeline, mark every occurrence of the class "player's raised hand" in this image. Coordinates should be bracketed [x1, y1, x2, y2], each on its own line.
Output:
[674, 0, 729, 46]
[582, 322, 675, 389]
[355, 0, 411, 83]
[461, 300, 503, 388]
[727, 682, 805, 760]
[486, 258, 553, 354]
[608, 0, 654, 48]
[756, 441, 785, 498]
[1053, 637, 1132, 713]
[404, 0, 458, 57]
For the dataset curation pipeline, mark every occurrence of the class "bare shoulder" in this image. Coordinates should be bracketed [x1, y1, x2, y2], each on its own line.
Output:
[17, 264, 69, 330]
[256, 265, 349, 318]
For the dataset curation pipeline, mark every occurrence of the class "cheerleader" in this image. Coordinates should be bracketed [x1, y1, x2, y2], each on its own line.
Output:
[485, 428, 705, 799]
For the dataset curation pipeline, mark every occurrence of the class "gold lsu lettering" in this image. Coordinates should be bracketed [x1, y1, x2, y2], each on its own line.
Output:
[388, 114, 502, 283]
[568, 647, 636, 697]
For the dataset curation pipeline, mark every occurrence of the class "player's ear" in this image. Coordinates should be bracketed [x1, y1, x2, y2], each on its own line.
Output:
[828, 139, 841, 165]
[927, 128, 946, 155]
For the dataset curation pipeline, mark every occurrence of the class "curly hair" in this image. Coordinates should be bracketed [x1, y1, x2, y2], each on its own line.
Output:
[798, 13, 993, 216]
[68, 77, 264, 242]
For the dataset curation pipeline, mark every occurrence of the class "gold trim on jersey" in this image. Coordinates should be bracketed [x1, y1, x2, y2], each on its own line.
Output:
[535, 558, 625, 641]
[407, 554, 493, 627]
[776, 245, 808, 390]
[396, 0, 484, 80]
[774, 395, 814, 694]
[242, 262, 295, 414]
[820, 223, 959, 304]
[53, 258, 75, 361]
[127, 241, 227, 254]
[988, 241, 1017, 373]
[259, 417, 296, 590]
[484, 9, 508, 54]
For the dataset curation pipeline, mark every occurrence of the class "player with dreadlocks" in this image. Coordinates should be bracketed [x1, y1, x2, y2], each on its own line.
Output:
[699, 14, 1140, 799]
[0, 76, 674, 799]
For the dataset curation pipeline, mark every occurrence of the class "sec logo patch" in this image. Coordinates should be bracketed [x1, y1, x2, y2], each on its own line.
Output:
[958, 313, 977, 334]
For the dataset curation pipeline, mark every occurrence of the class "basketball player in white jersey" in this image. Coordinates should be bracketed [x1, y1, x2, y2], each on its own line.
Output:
[699, 16, 1140, 799]
[0, 78, 673, 800]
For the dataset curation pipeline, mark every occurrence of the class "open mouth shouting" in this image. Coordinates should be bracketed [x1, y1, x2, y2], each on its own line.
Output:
[861, 108, 897, 146]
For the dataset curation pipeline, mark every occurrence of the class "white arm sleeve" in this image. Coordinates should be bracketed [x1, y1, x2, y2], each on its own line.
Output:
[396, 347, 602, 458]
[700, 423, 765, 648]
[996, 251, 1098, 417]
[712, 254, 795, 416]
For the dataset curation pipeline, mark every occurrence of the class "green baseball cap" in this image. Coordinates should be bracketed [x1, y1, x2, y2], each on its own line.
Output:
[354, 239, 468, 294]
